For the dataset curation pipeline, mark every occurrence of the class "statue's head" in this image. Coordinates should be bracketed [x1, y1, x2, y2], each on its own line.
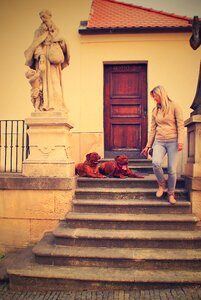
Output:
[25, 69, 36, 79]
[39, 9, 52, 23]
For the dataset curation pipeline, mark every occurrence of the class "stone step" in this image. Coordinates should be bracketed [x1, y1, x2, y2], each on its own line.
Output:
[73, 199, 191, 214]
[33, 233, 201, 270]
[128, 165, 168, 174]
[8, 248, 201, 291]
[53, 225, 201, 249]
[75, 187, 188, 201]
[64, 212, 199, 230]
[76, 175, 185, 189]
[100, 158, 153, 167]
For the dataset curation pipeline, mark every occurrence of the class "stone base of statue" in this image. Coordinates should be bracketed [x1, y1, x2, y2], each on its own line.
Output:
[184, 115, 201, 220]
[184, 115, 201, 177]
[22, 111, 75, 177]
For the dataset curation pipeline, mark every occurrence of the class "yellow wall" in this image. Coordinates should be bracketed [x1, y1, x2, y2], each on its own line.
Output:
[78, 32, 200, 164]
[0, 0, 92, 120]
[1, 0, 201, 164]
[79, 33, 201, 127]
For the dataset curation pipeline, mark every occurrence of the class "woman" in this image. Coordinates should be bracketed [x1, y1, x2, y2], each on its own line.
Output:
[141, 86, 184, 204]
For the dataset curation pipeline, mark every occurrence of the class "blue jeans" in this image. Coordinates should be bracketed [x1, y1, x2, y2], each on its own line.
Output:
[152, 139, 178, 194]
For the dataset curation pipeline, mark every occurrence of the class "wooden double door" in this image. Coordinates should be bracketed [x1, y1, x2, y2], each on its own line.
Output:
[104, 64, 147, 158]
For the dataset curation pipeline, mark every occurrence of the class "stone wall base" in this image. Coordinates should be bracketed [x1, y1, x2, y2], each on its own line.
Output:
[23, 161, 75, 177]
[0, 176, 76, 253]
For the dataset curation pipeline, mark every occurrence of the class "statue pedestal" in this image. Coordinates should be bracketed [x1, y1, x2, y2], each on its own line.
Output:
[22, 112, 75, 177]
[184, 115, 201, 177]
[184, 115, 201, 221]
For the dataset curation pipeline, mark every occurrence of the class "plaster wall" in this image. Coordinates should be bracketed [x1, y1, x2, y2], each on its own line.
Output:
[76, 32, 201, 168]
[79, 33, 201, 129]
[0, 0, 91, 121]
[1, 0, 201, 165]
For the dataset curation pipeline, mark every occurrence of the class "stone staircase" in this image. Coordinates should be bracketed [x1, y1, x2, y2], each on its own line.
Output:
[7, 159, 201, 291]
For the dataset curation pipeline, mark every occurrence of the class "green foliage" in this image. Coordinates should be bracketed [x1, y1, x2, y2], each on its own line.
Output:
[0, 253, 5, 260]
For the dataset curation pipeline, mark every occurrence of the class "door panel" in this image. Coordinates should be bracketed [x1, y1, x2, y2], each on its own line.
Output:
[104, 64, 147, 158]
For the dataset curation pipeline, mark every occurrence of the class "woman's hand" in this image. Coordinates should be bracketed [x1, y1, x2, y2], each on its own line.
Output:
[141, 147, 149, 157]
[178, 143, 183, 151]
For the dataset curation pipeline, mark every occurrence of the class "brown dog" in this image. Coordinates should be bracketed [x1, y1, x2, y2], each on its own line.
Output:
[99, 155, 144, 178]
[75, 152, 105, 178]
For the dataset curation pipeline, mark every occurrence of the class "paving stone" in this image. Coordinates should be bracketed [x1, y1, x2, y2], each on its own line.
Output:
[75, 291, 83, 300]
[159, 289, 169, 300]
[91, 291, 98, 300]
[41, 291, 53, 299]
[124, 291, 130, 300]
[113, 290, 120, 300]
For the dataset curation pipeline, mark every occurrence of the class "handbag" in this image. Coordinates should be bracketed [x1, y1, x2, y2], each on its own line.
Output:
[48, 42, 64, 64]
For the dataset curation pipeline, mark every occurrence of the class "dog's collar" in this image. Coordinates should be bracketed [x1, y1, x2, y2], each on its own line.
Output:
[115, 162, 123, 170]
[86, 161, 98, 165]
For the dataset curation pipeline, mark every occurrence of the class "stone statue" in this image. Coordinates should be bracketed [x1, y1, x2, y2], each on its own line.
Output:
[189, 16, 201, 115]
[24, 9, 70, 112]
[190, 62, 201, 115]
[25, 69, 43, 111]
[190, 16, 201, 50]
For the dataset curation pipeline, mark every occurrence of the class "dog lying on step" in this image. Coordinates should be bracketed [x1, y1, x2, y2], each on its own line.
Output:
[75, 152, 106, 178]
[99, 155, 144, 179]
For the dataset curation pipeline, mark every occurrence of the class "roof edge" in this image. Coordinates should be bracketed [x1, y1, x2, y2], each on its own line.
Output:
[79, 25, 192, 35]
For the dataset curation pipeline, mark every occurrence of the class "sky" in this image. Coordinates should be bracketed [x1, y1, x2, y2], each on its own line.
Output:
[120, 0, 201, 18]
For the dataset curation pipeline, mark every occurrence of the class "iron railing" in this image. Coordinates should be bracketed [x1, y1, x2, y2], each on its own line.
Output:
[0, 120, 29, 173]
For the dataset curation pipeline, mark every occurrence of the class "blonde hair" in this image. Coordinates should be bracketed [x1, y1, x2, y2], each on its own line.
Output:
[150, 85, 172, 116]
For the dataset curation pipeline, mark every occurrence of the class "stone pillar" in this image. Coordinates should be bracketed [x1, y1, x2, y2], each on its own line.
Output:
[22, 112, 75, 177]
[184, 115, 201, 177]
[184, 115, 201, 221]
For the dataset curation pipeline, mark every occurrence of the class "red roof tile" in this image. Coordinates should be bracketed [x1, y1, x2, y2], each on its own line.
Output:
[86, 0, 192, 31]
